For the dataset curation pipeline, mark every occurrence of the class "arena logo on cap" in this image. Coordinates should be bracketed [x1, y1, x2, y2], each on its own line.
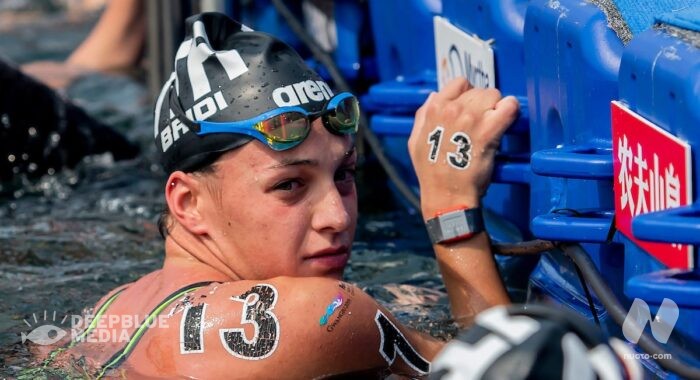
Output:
[272, 80, 334, 107]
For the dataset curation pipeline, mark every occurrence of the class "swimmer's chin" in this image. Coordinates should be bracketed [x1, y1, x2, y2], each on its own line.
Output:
[300, 265, 347, 280]
[322, 269, 346, 280]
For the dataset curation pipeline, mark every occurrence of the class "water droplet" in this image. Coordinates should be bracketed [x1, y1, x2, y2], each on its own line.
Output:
[50, 133, 61, 145]
[253, 96, 258, 100]
[21, 153, 29, 161]
[244, 105, 250, 108]
[1, 114, 9, 128]
[7, 154, 15, 163]
[47, 168, 55, 175]
[28, 163, 37, 172]
[261, 82, 269, 88]
[28, 127, 37, 137]
[12, 167, 19, 174]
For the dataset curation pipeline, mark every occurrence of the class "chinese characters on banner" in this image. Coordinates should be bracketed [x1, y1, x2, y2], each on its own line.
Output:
[612, 101, 693, 269]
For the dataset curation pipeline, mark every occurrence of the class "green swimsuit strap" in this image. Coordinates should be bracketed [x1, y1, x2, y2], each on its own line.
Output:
[69, 287, 128, 348]
[95, 281, 216, 379]
[40, 286, 130, 369]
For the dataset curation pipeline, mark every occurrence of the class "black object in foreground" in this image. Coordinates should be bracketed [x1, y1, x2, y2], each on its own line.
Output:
[0, 59, 139, 183]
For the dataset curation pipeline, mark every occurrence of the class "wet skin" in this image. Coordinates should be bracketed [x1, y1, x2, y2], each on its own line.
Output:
[50, 120, 409, 378]
[45, 78, 517, 378]
[178, 118, 359, 281]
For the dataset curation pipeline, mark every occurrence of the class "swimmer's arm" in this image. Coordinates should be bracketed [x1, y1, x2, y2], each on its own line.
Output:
[429, 230, 509, 327]
[408, 78, 519, 326]
[281, 278, 444, 378]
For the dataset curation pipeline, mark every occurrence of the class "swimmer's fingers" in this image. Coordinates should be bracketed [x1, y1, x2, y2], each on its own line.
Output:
[482, 95, 520, 143]
[410, 78, 474, 145]
[434, 77, 471, 102]
[454, 87, 503, 116]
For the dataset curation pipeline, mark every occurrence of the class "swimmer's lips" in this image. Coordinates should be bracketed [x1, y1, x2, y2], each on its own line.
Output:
[304, 246, 350, 271]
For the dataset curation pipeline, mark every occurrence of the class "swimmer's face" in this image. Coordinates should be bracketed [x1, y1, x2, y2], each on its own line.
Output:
[199, 119, 357, 280]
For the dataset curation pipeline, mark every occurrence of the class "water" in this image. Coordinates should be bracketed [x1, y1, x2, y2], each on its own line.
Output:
[0, 6, 456, 377]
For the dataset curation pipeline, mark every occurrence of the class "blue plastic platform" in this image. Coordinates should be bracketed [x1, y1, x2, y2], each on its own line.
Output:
[617, 22, 700, 348]
[525, 0, 622, 228]
[523, 0, 627, 330]
[367, 0, 441, 82]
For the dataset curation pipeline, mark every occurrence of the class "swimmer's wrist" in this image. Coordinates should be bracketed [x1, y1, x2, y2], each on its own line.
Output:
[421, 197, 481, 223]
[424, 205, 484, 245]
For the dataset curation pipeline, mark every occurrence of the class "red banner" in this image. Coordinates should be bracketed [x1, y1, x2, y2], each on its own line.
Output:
[612, 101, 693, 269]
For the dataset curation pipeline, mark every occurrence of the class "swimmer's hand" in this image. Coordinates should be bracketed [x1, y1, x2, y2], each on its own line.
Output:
[408, 78, 519, 217]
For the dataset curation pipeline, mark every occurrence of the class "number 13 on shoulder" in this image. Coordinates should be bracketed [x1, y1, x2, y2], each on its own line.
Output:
[427, 126, 472, 170]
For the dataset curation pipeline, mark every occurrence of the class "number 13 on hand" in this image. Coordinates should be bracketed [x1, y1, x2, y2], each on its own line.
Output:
[427, 126, 472, 170]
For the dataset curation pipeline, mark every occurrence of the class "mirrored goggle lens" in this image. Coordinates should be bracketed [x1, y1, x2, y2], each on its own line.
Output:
[255, 112, 310, 142]
[328, 96, 360, 133]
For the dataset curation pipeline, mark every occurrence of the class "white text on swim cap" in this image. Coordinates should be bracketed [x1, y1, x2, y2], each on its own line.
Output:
[272, 80, 334, 107]
[160, 91, 228, 152]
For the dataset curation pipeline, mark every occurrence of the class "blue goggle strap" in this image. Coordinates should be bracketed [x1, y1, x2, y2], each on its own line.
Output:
[196, 92, 356, 137]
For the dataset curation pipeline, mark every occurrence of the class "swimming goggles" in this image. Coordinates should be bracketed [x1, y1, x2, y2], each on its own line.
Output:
[195, 92, 360, 151]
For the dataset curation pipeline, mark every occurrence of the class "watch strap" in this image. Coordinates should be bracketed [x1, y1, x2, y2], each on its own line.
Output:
[425, 207, 484, 245]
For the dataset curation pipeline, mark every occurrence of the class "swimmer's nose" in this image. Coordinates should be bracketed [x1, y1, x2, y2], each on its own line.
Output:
[311, 185, 351, 233]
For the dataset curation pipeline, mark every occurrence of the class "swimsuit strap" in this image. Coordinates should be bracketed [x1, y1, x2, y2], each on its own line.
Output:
[40, 286, 131, 371]
[69, 287, 128, 348]
[95, 281, 216, 379]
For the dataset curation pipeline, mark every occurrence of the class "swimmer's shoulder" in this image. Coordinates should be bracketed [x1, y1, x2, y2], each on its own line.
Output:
[134, 277, 440, 379]
[90, 270, 165, 311]
[89, 281, 134, 313]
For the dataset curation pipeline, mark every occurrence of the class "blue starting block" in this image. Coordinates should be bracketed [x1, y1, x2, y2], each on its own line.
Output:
[617, 11, 700, 356]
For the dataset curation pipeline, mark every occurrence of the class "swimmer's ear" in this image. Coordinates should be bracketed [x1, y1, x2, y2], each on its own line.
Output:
[165, 171, 209, 235]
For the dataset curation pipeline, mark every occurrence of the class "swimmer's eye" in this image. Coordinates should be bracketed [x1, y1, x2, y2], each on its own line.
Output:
[273, 178, 304, 192]
[334, 167, 356, 183]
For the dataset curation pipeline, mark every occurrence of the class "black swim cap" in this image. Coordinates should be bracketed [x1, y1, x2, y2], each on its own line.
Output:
[154, 12, 334, 173]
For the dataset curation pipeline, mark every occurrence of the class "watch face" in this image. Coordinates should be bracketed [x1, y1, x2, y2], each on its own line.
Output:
[439, 210, 472, 239]
[426, 208, 484, 244]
